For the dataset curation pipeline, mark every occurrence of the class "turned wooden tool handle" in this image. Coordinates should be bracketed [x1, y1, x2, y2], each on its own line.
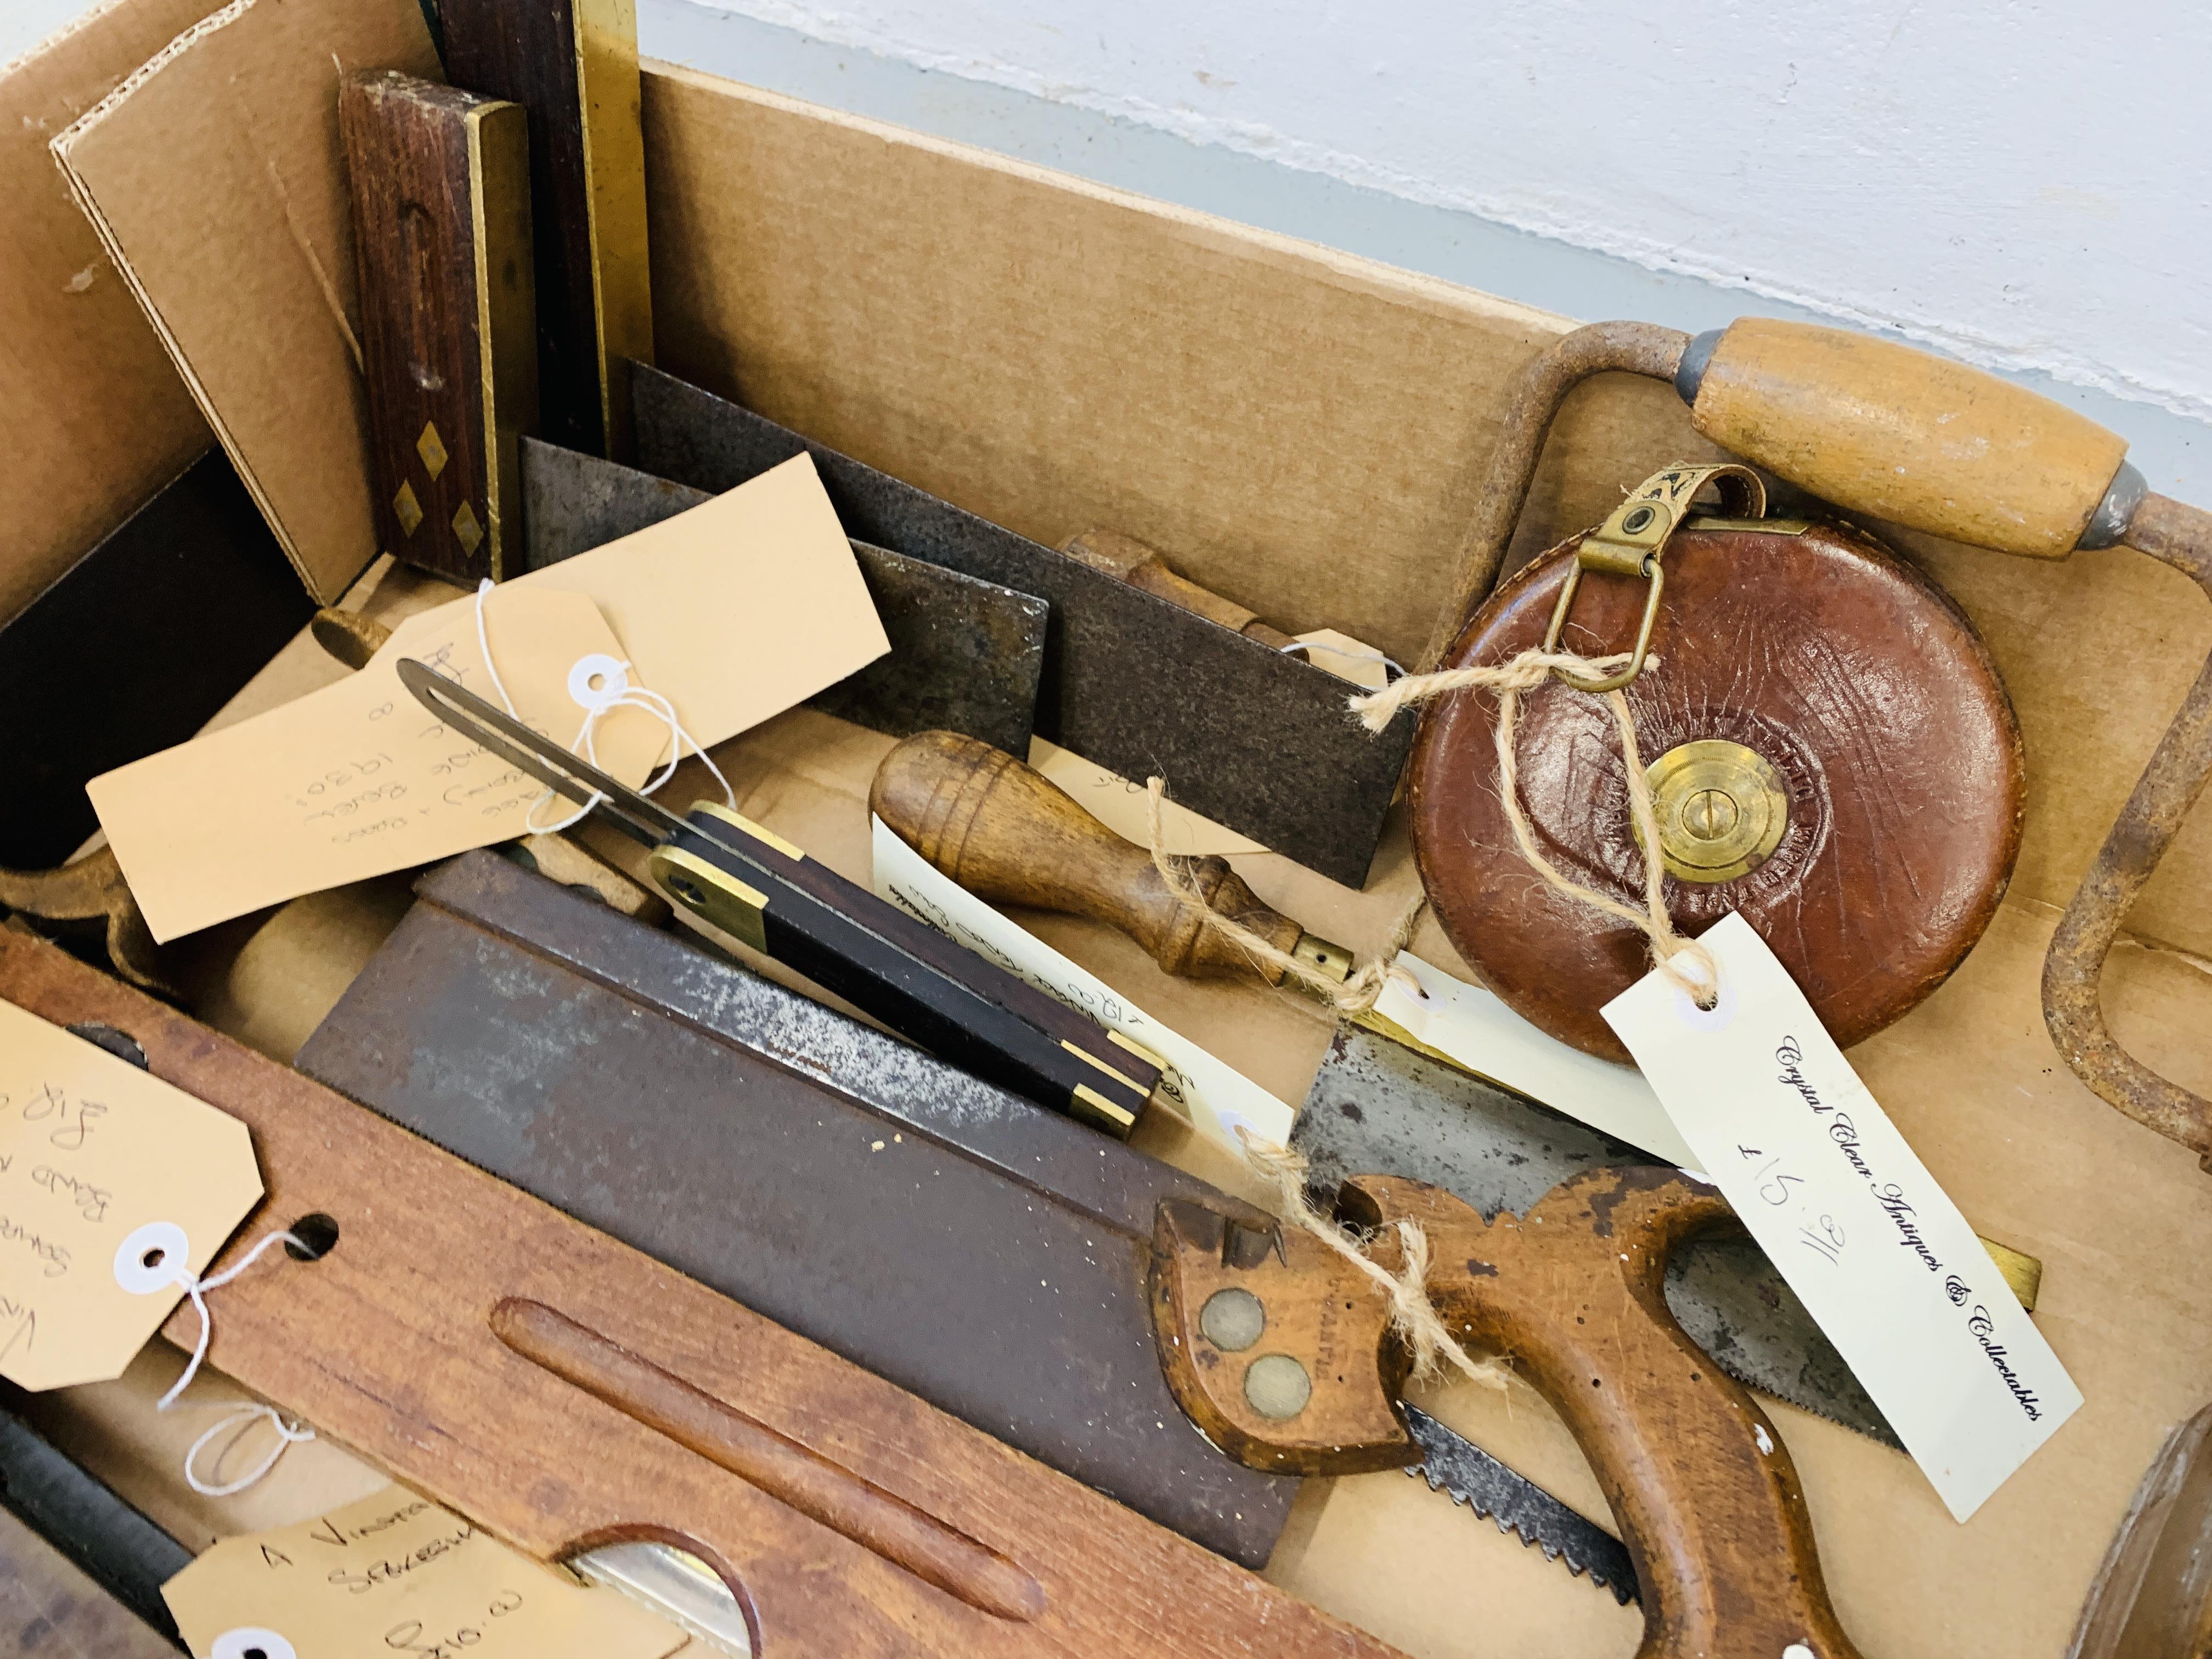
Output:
[871, 730, 1303, 983]
[1681, 316, 2134, 558]
[1060, 529, 1298, 648]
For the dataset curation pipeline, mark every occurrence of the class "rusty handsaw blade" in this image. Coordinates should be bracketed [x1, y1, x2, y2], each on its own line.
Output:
[627, 363, 1413, 888]
[519, 437, 1049, 756]
[396, 660, 1158, 1132]
[1402, 1405, 1632, 1602]
[295, 851, 1634, 1592]
[1296, 1021, 1894, 1442]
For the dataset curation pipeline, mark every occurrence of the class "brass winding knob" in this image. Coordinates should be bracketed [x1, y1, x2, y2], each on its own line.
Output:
[1638, 739, 1790, 883]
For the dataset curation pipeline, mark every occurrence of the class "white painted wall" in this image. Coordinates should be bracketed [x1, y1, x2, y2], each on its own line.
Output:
[699, 0, 2211, 428]
[9, 0, 2203, 482]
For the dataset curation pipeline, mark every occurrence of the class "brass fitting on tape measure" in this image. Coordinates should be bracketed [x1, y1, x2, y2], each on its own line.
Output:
[1634, 739, 1791, 883]
[1541, 463, 1767, 692]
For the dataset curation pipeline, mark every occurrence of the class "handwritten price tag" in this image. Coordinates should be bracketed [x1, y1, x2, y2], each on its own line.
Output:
[162, 1487, 689, 1659]
[89, 586, 665, 943]
[1604, 912, 2081, 1520]
[0, 1000, 262, 1390]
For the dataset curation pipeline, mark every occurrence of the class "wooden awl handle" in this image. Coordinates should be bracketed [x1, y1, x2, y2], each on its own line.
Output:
[871, 730, 1344, 985]
[1680, 316, 2140, 558]
[1154, 1167, 1867, 1659]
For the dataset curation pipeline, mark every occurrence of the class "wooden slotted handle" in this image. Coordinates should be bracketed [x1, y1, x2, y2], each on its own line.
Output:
[1681, 317, 2132, 558]
[1154, 1167, 1867, 1659]
[871, 730, 1312, 983]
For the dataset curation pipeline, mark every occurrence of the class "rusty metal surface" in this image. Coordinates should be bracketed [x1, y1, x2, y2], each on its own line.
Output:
[520, 437, 1047, 754]
[1293, 1024, 1893, 1443]
[294, 850, 1299, 1566]
[629, 365, 1413, 888]
[2044, 493, 2212, 1166]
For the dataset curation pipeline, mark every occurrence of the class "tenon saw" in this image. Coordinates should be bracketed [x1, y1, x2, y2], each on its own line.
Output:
[296, 850, 1634, 1596]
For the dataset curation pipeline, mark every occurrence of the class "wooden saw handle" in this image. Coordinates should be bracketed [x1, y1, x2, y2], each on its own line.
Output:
[1153, 1167, 1867, 1659]
[1060, 529, 1299, 648]
[871, 731, 1316, 984]
[1681, 317, 2131, 558]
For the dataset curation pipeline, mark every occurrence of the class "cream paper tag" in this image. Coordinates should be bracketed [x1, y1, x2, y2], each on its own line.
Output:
[1024, 738, 1266, 856]
[871, 816, 1295, 1149]
[91, 455, 889, 943]
[1602, 911, 2080, 1520]
[162, 1487, 689, 1659]
[0, 1001, 262, 1391]
[90, 589, 663, 943]
[1368, 951, 1697, 1169]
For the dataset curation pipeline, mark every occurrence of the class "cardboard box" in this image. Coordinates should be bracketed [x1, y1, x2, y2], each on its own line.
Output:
[8, 15, 2212, 1659]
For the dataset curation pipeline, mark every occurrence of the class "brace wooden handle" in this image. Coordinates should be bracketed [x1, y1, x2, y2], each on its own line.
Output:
[1154, 1168, 1867, 1659]
[1060, 529, 1299, 648]
[1683, 317, 2132, 558]
[871, 730, 1306, 983]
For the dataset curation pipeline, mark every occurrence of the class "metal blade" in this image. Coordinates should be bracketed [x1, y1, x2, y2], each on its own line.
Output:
[519, 439, 1049, 755]
[297, 851, 1299, 1567]
[1295, 1022, 1895, 1444]
[1402, 1405, 1639, 1606]
[396, 657, 691, 850]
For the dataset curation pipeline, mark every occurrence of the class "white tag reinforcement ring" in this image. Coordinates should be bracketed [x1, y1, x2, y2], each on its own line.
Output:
[567, 653, 631, 713]
[211, 1627, 296, 1659]
[1673, 968, 1739, 1033]
[114, 1221, 190, 1295]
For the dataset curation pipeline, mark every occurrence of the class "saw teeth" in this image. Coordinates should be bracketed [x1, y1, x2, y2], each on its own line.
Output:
[1399, 1407, 1641, 1605]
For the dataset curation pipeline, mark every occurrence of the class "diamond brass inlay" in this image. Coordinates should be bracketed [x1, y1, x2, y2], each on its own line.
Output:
[452, 499, 484, 557]
[392, 479, 423, 537]
[416, 420, 448, 479]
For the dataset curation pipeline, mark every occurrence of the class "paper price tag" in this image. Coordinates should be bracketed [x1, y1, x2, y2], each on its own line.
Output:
[162, 1487, 689, 1659]
[1603, 912, 2080, 1520]
[92, 455, 889, 944]
[0, 1001, 262, 1391]
[91, 587, 663, 942]
[871, 816, 1295, 1149]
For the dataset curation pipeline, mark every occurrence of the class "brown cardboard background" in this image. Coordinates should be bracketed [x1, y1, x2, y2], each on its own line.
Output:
[10, 34, 2212, 1659]
[0, 0, 220, 625]
[50, 0, 439, 603]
